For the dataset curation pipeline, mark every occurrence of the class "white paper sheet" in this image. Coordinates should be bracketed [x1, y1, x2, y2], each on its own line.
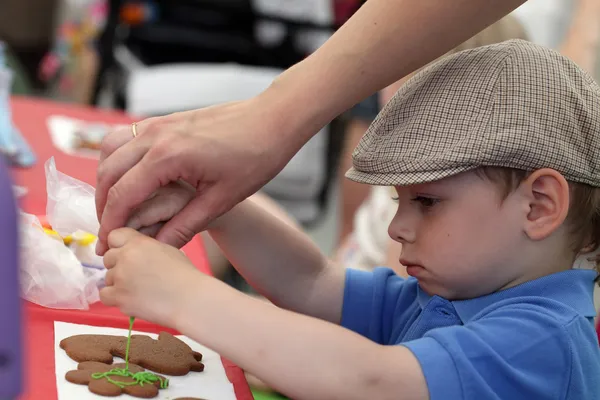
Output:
[54, 321, 236, 400]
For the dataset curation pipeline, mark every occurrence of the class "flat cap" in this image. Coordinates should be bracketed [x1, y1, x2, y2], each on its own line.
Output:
[347, 39, 600, 187]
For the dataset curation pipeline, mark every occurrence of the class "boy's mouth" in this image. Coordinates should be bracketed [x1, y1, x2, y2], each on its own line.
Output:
[399, 259, 425, 277]
[405, 265, 424, 277]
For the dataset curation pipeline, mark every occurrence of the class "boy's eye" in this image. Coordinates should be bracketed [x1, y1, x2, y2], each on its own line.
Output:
[411, 196, 439, 208]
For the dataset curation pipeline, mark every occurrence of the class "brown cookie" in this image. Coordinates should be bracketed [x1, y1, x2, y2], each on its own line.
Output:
[65, 361, 167, 398]
[60, 332, 204, 376]
[60, 335, 127, 364]
[124, 333, 205, 376]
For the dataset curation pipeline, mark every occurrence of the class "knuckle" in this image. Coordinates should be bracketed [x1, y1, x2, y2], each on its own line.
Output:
[113, 266, 126, 284]
[99, 289, 108, 304]
[121, 244, 140, 262]
[148, 137, 174, 160]
[106, 229, 119, 244]
[99, 134, 118, 157]
[106, 185, 123, 209]
[96, 162, 110, 187]
[104, 270, 114, 286]
[129, 236, 145, 249]
[99, 288, 116, 306]
[172, 225, 197, 247]
[103, 250, 115, 268]
[143, 116, 159, 130]
[141, 118, 165, 142]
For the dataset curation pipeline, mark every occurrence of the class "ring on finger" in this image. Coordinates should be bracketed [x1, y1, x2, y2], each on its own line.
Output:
[131, 122, 138, 138]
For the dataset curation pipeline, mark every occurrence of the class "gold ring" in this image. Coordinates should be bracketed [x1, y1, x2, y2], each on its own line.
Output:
[131, 122, 138, 138]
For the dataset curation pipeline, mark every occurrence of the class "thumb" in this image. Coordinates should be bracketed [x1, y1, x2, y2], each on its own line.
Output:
[107, 227, 146, 249]
[155, 184, 236, 248]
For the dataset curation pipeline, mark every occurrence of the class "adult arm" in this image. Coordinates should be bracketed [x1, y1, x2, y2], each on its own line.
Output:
[95, 0, 527, 254]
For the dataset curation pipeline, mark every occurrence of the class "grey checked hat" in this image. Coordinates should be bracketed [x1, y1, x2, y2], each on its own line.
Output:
[346, 39, 600, 187]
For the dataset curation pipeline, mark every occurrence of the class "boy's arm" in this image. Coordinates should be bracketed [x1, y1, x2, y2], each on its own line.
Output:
[208, 200, 346, 323]
[174, 278, 428, 400]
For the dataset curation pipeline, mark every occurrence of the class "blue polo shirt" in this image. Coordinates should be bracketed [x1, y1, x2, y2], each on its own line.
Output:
[341, 268, 600, 399]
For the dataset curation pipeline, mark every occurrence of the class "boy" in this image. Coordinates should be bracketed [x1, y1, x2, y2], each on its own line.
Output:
[101, 39, 600, 399]
[337, 13, 529, 273]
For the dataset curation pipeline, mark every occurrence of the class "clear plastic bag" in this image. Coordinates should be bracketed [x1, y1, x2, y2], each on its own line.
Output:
[19, 157, 105, 309]
[46, 157, 99, 237]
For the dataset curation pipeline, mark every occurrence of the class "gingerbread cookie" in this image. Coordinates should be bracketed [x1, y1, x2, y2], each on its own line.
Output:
[66, 361, 167, 398]
[60, 332, 204, 376]
[60, 335, 126, 364]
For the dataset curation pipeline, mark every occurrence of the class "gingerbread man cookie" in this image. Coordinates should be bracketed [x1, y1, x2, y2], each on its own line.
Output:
[66, 361, 168, 398]
[60, 332, 204, 376]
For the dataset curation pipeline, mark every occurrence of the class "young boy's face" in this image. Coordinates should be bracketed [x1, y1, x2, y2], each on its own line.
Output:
[389, 170, 531, 300]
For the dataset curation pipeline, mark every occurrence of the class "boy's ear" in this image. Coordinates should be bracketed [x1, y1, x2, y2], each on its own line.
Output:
[519, 169, 570, 241]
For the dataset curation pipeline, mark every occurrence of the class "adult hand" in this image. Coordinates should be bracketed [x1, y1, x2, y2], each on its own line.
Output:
[99, 228, 207, 326]
[95, 94, 303, 255]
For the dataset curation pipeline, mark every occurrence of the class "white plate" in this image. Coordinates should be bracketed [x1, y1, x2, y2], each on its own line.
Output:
[54, 321, 236, 400]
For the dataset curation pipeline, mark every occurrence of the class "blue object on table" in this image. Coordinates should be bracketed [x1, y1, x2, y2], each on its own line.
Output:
[0, 157, 23, 399]
[0, 42, 36, 168]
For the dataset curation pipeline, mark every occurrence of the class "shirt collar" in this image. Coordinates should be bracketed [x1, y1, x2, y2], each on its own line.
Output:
[416, 269, 598, 322]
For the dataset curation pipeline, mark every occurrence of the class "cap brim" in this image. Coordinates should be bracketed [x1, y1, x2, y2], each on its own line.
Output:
[345, 165, 478, 186]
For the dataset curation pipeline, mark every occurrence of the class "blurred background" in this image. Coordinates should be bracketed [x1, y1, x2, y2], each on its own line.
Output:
[1, 1, 599, 398]
[2, 0, 598, 254]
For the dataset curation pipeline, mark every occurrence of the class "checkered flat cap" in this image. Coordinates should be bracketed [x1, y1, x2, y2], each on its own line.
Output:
[346, 39, 600, 187]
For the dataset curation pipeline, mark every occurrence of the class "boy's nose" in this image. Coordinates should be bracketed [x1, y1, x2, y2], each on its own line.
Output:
[388, 212, 416, 244]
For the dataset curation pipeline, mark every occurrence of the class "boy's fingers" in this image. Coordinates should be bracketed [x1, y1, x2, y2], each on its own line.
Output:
[99, 286, 119, 307]
[104, 268, 116, 287]
[107, 227, 144, 249]
[103, 248, 119, 269]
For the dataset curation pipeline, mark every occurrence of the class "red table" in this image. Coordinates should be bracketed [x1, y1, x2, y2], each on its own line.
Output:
[10, 96, 253, 400]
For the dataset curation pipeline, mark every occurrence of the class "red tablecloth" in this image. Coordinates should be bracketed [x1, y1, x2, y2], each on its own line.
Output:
[10, 96, 252, 400]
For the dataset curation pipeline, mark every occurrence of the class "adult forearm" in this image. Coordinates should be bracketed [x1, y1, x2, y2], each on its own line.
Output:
[208, 200, 343, 322]
[264, 0, 527, 148]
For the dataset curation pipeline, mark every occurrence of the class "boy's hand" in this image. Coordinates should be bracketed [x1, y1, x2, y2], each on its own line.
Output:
[125, 181, 197, 243]
[99, 228, 205, 327]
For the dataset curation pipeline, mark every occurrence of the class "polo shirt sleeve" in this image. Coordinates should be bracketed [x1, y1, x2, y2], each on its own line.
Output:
[403, 303, 574, 400]
[341, 267, 416, 344]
